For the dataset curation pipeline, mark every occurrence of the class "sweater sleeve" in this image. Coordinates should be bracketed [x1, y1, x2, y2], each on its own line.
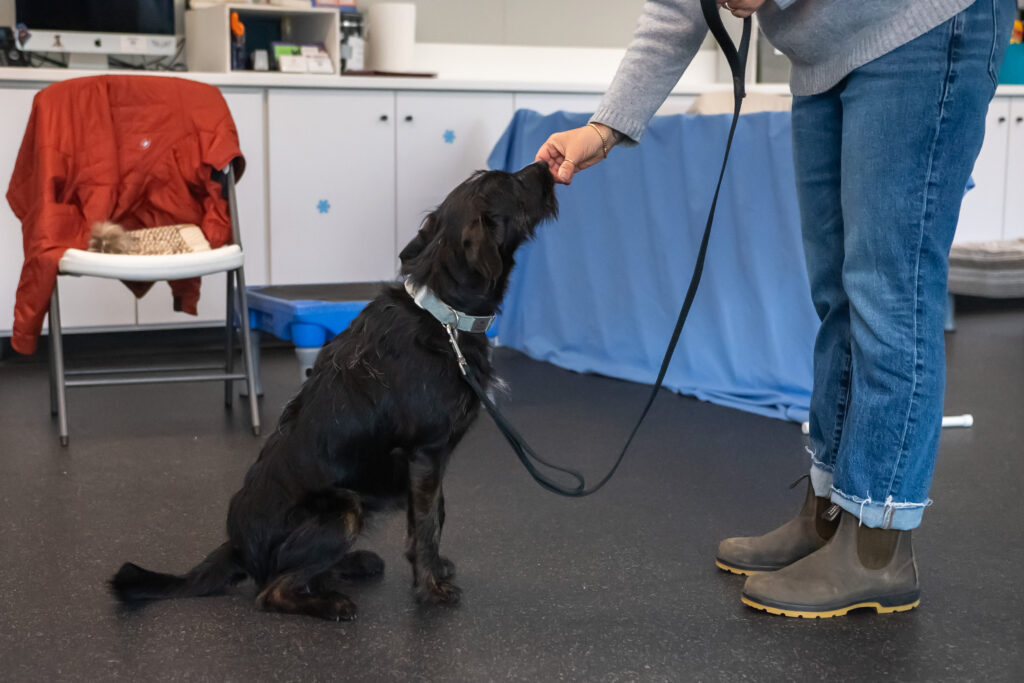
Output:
[590, 0, 708, 145]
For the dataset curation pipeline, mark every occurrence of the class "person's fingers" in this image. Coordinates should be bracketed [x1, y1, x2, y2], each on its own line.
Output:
[535, 140, 565, 180]
[533, 126, 606, 185]
[557, 158, 576, 185]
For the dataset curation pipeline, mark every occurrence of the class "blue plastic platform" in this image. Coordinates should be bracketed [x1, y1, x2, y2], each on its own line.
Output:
[247, 283, 380, 348]
[245, 283, 381, 384]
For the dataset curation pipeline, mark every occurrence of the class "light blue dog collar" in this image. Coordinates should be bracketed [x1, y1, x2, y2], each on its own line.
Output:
[404, 279, 495, 334]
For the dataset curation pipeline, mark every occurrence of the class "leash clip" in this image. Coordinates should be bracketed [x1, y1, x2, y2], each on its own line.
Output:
[444, 324, 470, 377]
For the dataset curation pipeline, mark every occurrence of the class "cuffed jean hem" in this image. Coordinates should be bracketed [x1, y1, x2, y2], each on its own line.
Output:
[808, 463, 931, 530]
[809, 460, 834, 499]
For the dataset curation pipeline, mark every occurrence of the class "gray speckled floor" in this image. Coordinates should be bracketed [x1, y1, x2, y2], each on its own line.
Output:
[1, 299, 1022, 682]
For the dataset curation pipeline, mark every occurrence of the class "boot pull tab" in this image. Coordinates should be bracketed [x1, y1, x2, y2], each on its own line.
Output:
[788, 473, 810, 490]
[821, 503, 841, 522]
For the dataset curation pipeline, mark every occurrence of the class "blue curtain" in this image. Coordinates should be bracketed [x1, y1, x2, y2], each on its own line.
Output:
[488, 109, 818, 422]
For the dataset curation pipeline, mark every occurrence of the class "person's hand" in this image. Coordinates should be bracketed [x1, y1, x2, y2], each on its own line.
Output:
[535, 123, 616, 185]
[717, 0, 766, 19]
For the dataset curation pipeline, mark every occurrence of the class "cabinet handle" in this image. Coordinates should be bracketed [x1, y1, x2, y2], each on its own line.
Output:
[1017, 116, 1023, 124]
[380, 114, 389, 122]
[998, 116, 1007, 123]
[404, 115, 414, 122]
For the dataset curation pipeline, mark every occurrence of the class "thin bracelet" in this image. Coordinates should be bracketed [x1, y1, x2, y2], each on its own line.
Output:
[587, 122, 609, 159]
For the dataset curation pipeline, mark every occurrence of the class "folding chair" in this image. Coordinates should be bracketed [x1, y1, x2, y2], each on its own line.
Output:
[47, 165, 261, 445]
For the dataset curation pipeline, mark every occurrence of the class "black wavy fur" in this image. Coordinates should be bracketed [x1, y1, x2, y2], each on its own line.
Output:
[110, 162, 557, 620]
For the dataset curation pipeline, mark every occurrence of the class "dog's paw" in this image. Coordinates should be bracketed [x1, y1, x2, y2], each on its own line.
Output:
[437, 556, 456, 580]
[418, 577, 462, 606]
[258, 583, 358, 621]
[320, 592, 359, 621]
[335, 550, 385, 581]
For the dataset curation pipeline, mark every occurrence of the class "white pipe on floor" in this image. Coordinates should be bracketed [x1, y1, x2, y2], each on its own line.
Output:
[799, 414, 974, 435]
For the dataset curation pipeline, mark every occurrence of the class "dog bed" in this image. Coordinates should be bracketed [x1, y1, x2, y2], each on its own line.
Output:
[948, 238, 1024, 298]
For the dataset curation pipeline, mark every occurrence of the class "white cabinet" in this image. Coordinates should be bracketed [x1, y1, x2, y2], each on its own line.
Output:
[512, 93, 697, 118]
[957, 99, 1010, 243]
[395, 91, 515, 254]
[0, 88, 37, 337]
[267, 89, 397, 285]
[137, 88, 269, 326]
[266, 90, 515, 283]
[514, 92, 604, 116]
[0, 87, 135, 336]
[1001, 98, 1024, 241]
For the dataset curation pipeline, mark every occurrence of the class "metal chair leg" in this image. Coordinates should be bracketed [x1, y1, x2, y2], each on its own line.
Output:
[48, 313, 58, 416]
[224, 269, 236, 408]
[234, 267, 261, 436]
[49, 284, 69, 446]
[240, 329, 264, 398]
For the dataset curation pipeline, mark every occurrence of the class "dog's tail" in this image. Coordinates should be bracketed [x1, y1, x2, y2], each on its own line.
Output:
[110, 542, 243, 602]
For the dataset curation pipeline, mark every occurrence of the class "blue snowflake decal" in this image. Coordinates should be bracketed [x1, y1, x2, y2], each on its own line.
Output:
[443, 129, 456, 144]
[317, 199, 331, 214]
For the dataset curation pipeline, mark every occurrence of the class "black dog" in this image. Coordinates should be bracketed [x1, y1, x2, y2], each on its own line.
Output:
[110, 161, 557, 620]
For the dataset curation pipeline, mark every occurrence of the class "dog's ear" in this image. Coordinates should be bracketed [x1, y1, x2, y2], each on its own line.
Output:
[462, 217, 502, 283]
[399, 214, 437, 265]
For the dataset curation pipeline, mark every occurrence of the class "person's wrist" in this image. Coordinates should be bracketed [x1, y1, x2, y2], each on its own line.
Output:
[587, 122, 618, 158]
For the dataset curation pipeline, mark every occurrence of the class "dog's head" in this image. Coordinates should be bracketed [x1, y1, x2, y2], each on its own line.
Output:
[399, 161, 557, 315]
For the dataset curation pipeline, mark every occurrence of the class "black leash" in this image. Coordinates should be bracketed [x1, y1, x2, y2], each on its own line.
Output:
[452, 5, 752, 497]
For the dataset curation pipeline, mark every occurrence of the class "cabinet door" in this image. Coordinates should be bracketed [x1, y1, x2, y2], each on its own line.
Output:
[956, 98, 1010, 243]
[395, 92, 515, 253]
[268, 89, 396, 285]
[137, 88, 268, 326]
[1002, 97, 1024, 241]
[511, 93, 696, 118]
[0, 88, 38, 337]
[513, 93, 603, 116]
[0, 87, 135, 336]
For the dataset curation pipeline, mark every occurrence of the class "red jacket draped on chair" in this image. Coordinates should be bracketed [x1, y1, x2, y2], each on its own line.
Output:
[5, 75, 245, 354]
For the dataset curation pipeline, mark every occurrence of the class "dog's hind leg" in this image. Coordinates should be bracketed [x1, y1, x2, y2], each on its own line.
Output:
[255, 487, 364, 621]
[405, 451, 460, 605]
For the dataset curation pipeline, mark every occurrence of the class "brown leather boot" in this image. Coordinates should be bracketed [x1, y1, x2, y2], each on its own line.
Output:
[716, 478, 839, 575]
[741, 510, 920, 618]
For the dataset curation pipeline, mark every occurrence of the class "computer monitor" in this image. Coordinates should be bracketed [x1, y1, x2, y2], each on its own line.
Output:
[15, 0, 177, 69]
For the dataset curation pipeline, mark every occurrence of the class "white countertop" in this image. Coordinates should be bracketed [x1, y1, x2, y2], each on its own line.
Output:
[3, 45, 1023, 98]
[0, 64, 777, 95]
[0, 42, 762, 95]
[5, 67, 1023, 97]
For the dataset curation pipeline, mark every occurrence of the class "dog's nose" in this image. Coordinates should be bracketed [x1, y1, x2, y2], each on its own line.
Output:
[518, 160, 548, 177]
[518, 161, 554, 189]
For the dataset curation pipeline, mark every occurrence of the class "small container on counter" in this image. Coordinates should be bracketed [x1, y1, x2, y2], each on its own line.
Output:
[340, 12, 364, 73]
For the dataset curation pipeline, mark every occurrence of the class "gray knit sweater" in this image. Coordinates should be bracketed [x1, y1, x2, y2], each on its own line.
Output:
[592, 0, 974, 143]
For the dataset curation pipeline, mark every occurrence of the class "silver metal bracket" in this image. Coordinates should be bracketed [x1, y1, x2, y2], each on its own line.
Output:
[445, 324, 469, 377]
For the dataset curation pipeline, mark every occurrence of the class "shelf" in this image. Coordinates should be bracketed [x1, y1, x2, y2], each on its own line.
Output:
[185, 4, 340, 75]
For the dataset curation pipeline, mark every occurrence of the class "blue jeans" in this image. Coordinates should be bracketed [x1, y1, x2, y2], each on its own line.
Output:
[792, 0, 1014, 530]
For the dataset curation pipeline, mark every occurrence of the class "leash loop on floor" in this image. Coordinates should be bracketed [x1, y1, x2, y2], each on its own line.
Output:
[457, 6, 751, 497]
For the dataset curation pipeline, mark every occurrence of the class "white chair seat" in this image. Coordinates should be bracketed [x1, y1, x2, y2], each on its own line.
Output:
[59, 245, 244, 281]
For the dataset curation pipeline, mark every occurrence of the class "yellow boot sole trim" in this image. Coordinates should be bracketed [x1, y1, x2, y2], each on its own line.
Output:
[715, 560, 761, 576]
[741, 595, 920, 618]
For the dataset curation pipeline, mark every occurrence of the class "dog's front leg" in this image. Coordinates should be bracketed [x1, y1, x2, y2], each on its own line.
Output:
[405, 450, 460, 605]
